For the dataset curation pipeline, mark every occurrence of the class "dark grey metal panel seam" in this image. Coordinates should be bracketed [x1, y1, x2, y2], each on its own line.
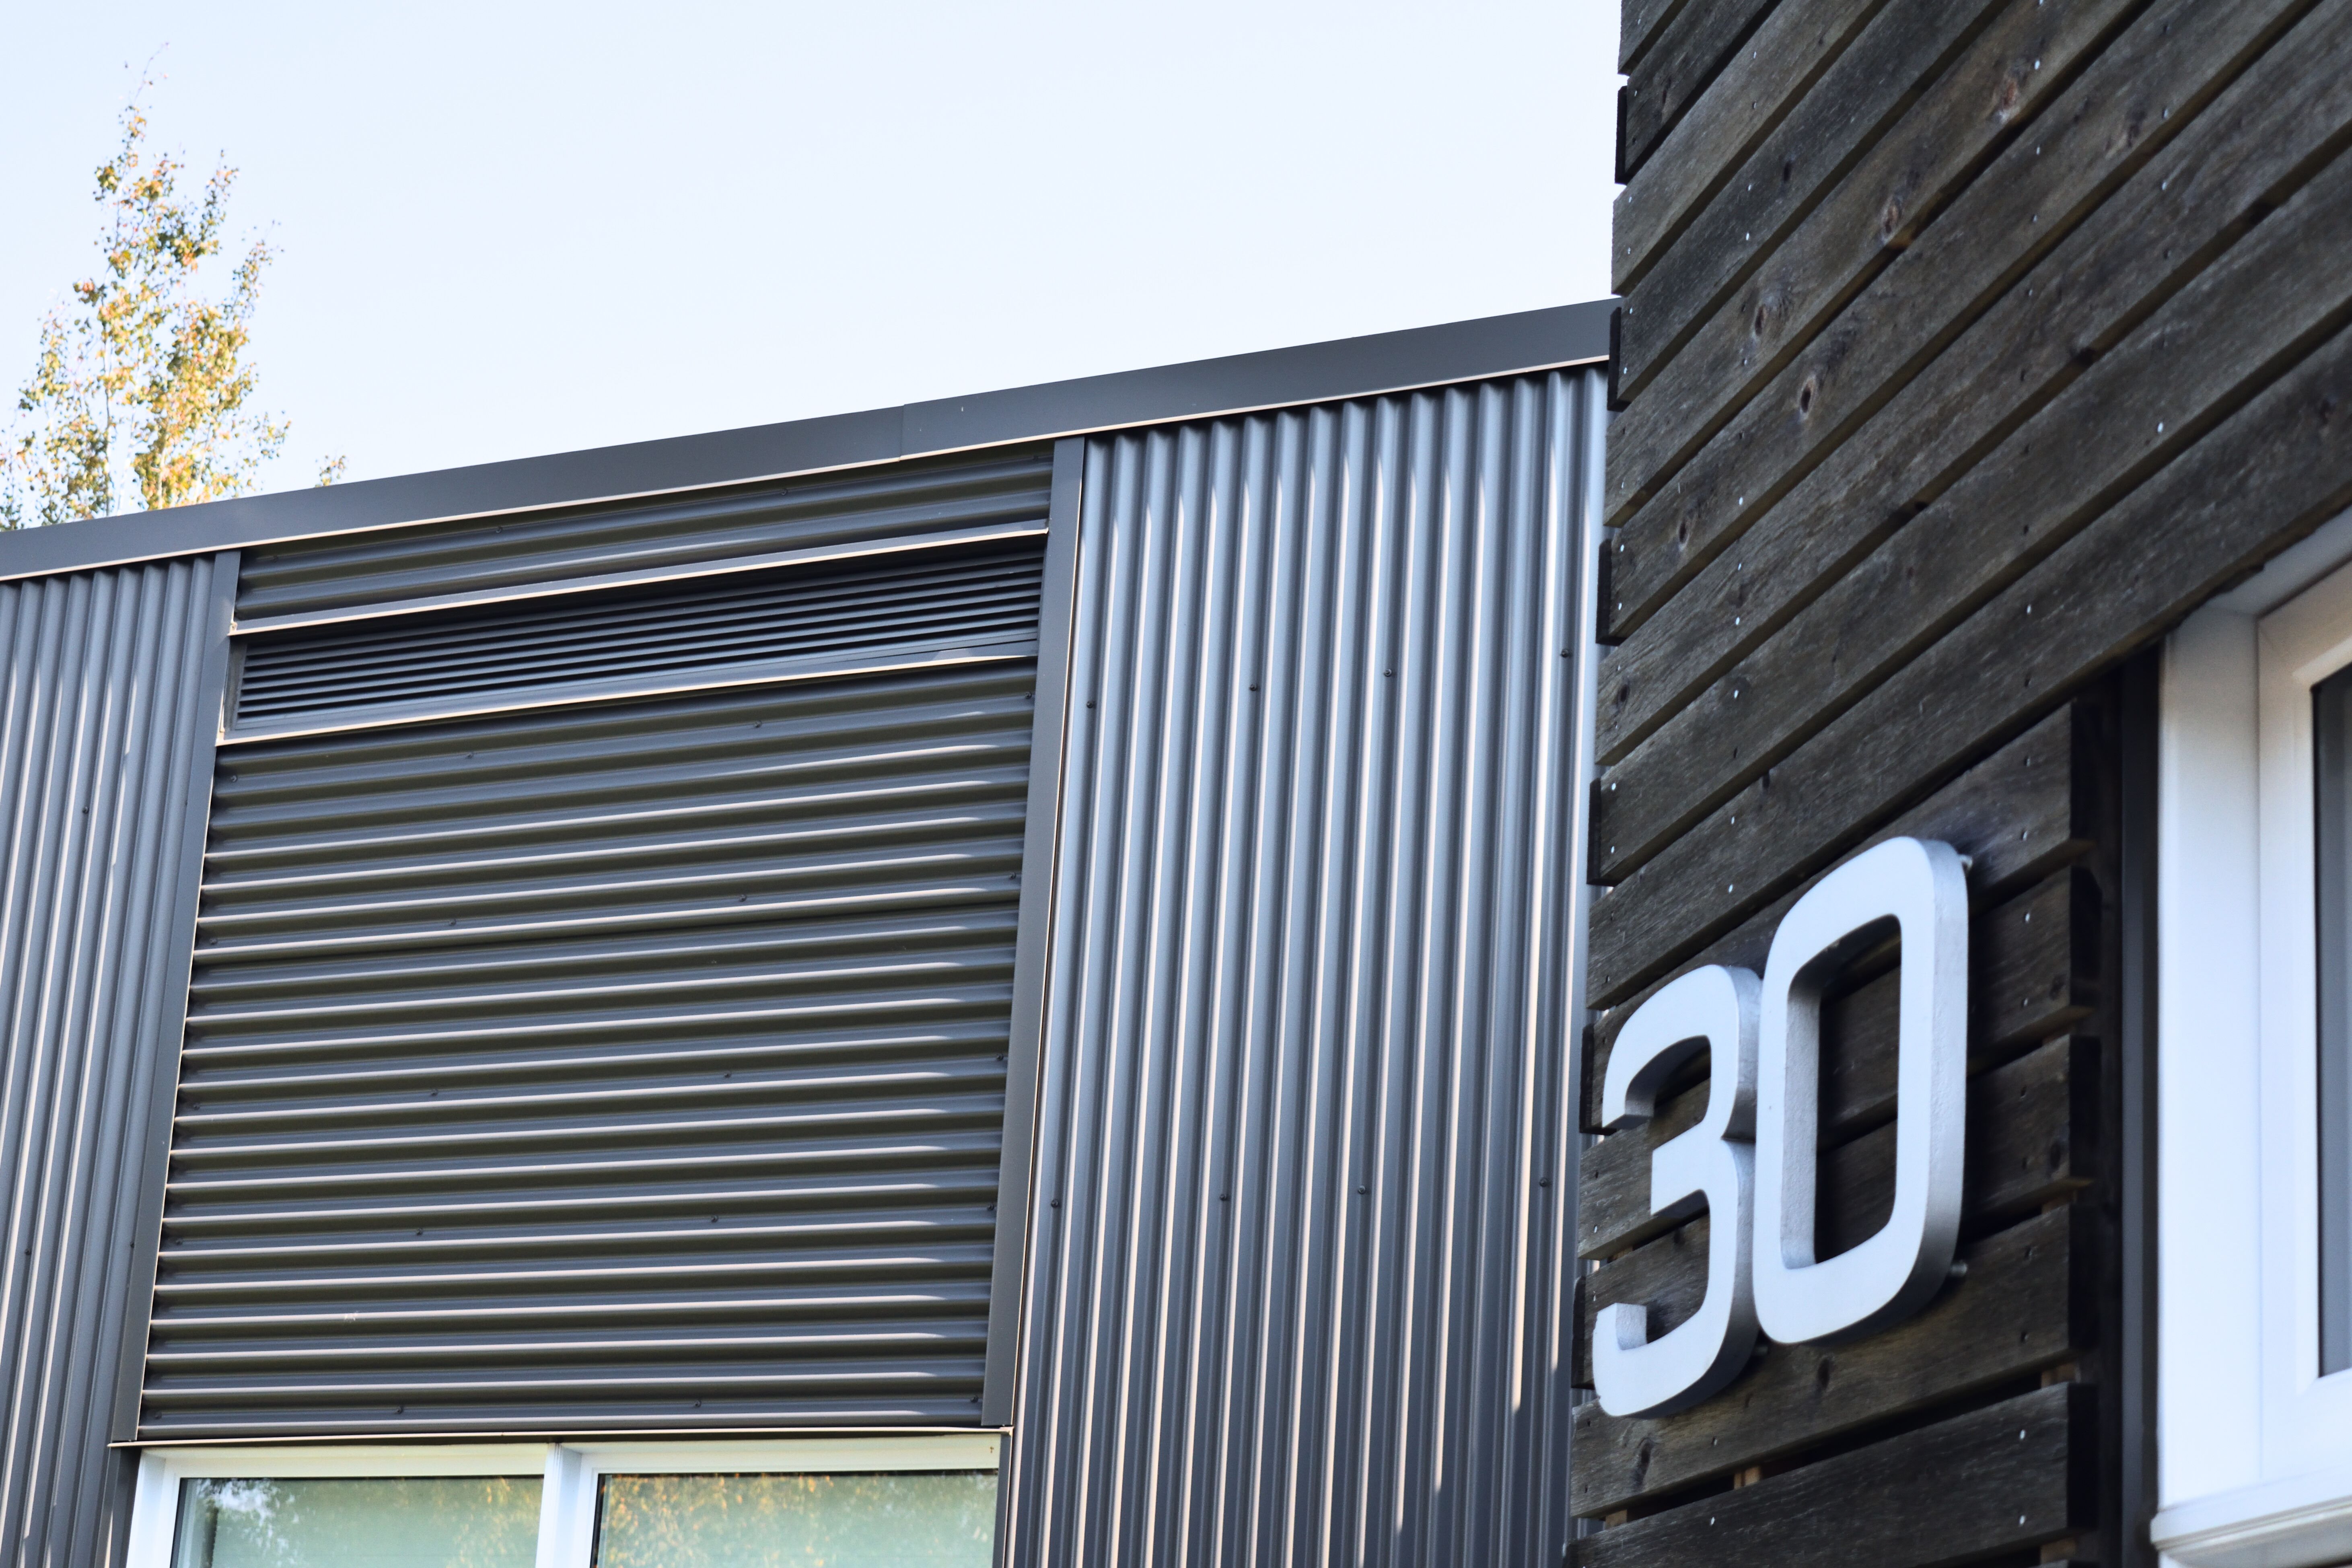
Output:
[0, 302, 1613, 587]
[981, 438, 1086, 1427]
[0, 553, 232, 1567]
[108, 553, 239, 1448]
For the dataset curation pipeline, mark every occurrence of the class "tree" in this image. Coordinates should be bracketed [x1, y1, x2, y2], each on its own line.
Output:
[0, 93, 333, 529]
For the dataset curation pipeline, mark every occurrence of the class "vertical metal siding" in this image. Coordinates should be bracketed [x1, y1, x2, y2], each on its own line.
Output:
[0, 558, 228, 1568]
[1006, 370, 1603, 1568]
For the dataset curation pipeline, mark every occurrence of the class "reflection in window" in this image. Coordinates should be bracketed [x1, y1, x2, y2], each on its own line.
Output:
[2315, 666, 2352, 1373]
[593, 1472, 995, 1568]
[171, 1477, 541, 1568]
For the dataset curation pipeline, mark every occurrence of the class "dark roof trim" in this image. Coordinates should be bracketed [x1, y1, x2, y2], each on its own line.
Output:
[0, 300, 1612, 583]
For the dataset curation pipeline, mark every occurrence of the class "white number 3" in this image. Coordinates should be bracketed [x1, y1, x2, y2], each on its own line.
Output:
[1594, 963, 1760, 1417]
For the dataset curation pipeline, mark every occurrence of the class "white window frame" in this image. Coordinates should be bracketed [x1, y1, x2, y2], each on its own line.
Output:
[2153, 509, 2352, 1568]
[126, 1434, 1001, 1568]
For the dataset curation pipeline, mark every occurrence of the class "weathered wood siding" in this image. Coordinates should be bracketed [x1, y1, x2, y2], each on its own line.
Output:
[1580, 0, 2352, 1559]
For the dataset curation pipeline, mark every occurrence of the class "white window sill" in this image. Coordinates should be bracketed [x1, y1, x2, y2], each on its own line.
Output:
[2154, 1468, 2352, 1568]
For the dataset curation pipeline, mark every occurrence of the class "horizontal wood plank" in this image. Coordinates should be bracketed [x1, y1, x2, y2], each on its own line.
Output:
[1622, 0, 1696, 73]
[1571, 1382, 2090, 1568]
[1593, 6, 2352, 882]
[1601, 0, 2311, 601]
[1572, 1204, 2081, 1513]
[1598, 0, 2352, 768]
[1619, 0, 1787, 184]
[1578, 870, 2089, 1257]
[1583, 707, 2084, 1095]
[1587, 701, 2080, 1017]
[1613, 0, 2129, 451]
[1614, 0, 1889, 295]
[1581, 1031, 2089, 1261]
[1590, 312, 2352, 1014]
[1610, 0, 2009, 413]
[1609, 0, 2173, 564]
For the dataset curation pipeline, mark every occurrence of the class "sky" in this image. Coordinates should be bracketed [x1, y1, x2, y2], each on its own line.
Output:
[0, 2, 1622, 495]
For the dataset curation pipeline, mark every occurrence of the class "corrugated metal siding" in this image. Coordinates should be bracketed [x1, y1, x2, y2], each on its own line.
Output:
[139, 659, 1037, 1438]
[1005, 370, 1603, 1568]
[0, 559, 228, 1567]
[234, 447, 1055, 624]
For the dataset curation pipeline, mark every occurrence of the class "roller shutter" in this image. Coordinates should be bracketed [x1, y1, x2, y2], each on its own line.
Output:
[134, 455, 1052, 1440]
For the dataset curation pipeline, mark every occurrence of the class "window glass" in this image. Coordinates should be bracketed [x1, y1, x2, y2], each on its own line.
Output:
[2315, 665, 2352, 1374]
[593, 1472, 995, 1568]
[171, 1477, 541, 1568]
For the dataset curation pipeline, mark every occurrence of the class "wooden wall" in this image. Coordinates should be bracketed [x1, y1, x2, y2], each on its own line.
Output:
[1579, 0, 2352, 1561]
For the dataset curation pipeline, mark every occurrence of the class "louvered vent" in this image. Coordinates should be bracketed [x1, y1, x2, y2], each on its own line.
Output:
[140, 663, 1033, 1437]
[235, 447, 1054, 622]
[233, 539, 1045, 732]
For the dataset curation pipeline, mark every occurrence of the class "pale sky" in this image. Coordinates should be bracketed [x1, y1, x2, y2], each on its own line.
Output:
[0, 2, 1621, 494]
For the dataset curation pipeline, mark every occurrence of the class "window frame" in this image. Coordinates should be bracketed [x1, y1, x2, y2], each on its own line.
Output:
[2153, 509, 2352, 1568]
[2250, 564, 2352, 1461]
[126, 1435, 1001, 1568]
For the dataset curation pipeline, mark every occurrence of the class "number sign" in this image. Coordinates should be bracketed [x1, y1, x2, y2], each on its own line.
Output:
[1592, 837, 1969, 1419]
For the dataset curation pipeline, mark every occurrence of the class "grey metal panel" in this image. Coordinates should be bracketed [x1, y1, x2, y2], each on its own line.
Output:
[138, 656, 1038, 1438]
[0, 302, 1614, 589]
[0, 557, 230, 1564]
[1004, 368, 1603, 1567]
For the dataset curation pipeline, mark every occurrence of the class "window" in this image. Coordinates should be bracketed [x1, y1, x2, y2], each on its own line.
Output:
[2152, 511, 2352, 1568]
[128, 1439, 999, 1568]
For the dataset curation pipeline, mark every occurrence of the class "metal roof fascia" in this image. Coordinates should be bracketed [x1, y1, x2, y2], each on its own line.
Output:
[0, 300, 1612, 584]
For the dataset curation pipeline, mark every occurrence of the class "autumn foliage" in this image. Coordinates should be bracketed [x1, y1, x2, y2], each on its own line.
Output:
[0, 95, 328, 529]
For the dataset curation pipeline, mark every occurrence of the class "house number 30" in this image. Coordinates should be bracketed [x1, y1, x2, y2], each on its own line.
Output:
[1592, 836, 1970, 1418]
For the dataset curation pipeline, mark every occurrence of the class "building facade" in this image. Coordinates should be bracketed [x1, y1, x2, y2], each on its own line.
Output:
[0, 307, 1613, 1568]
[9, 3, 2352, 1560]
